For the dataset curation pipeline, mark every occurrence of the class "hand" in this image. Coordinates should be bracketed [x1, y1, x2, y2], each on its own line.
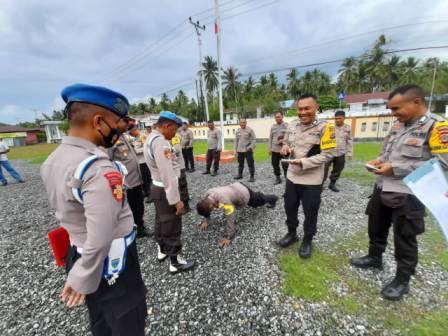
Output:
[247, 148, 252, 152]
[288, 159, 302, 167]
[268, 150, 272, 156]
[347, 155, 353, 160]
[374, 163, 394, 176]
[233, 150, 237, 155]
[218, 237, 231, 248]
[367, 159, 382, 167]
[199, 220, 209, 231]
[280, 145, 290, 156]
[175, 201, 184, 215]
[61, 283, 85, 308]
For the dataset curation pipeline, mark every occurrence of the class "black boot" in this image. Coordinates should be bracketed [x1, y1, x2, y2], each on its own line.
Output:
[274, 176, 281, 185]
[299, 236, 313, 259]
[136, 225, 150, 238]
[329, 181, 340, 192]
[381, 274, 410, 301]
[278, 229, 298, 248]
[169, 255, 195, 274]
[248, 175, 255, 182]
[202, 170, 210, 175]
[234, 175, 243, 180]
[211, 171, 218, 176]
[265, 195, 278, 208]
[350, 254, 383, 270]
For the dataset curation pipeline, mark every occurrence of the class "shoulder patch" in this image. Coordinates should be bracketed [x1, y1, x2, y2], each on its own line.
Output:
[219, 203, 235, 216]
[104, 172, 123, 202]
[320, 124, 337, 150]
[429, 121, 448, 154]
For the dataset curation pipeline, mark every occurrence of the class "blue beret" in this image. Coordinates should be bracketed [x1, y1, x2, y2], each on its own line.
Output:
[159, 111, 183, 126]
[61, 83, 130, 118]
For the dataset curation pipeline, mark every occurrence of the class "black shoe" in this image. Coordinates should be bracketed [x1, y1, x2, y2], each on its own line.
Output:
[234, 175, 243, 180]
[190, 168, 196, 172]
[381, 276, 410, 301]
[274, 176, 281, 185]
[136, 226, 150, 238]
[1, 182, 7, 186]
[350, 255, 383, 270]
[265, 195, 278, 208]
[157, 244, 168, 262]
[299, 239, 313, 259]
[211, 171, 218, 176]
[248, 176, 255, 182]
[169, 256, 195, 274]
[145, 197, 153, 204]
[277, 231, 298, 248]
[203, 171, 210, 175]
[18, 180, 25, 183]
[329, 182, 340, 192]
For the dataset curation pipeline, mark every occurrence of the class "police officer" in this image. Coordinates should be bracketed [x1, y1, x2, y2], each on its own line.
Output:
[203, 120, 222, 176]
[171, 129, 191, 213]
[269, 111, 289, 184]
[196, 182, 278, 247]
[138, 125, 153, 202]
[41, 83, 147, 335]
[350, 84, 448, 301]
[144, 111, 195, 274]
[234, 117, 256, 182]
[109, 121, 150, 238]
[277, 94, 336, 259]
[323, 110, 353, 192]
[179, 121, 195, 172]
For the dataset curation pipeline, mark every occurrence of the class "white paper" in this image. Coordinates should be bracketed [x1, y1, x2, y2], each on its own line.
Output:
[404, 159, 448, 243]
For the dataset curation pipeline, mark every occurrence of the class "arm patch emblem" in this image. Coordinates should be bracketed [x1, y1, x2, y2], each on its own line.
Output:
[104, 172, 123, 202]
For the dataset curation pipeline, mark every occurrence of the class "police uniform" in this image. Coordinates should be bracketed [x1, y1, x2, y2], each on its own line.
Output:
[179, 126, 195, 171]
[200, 182, 278, 241]
[205, 127, 222, 174]
[136, 131, 153, 199]
[109, 135, 148, 237]
[351, 112, 448, 298]
[234, 126, 256, 180]
[171, 131, 190, 211]
[278, 118, 336, 257]
[143, 111, 194, 273]
[323, 123, 353, 188]
[269, 121, 289, 182]
[41, 84, 147, 336]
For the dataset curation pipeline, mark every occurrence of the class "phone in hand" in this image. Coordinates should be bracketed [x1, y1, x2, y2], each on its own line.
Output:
[365, 163, 380, 172]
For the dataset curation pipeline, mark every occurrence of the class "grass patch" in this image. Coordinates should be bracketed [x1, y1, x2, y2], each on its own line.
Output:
[408, 311, 448, 336]
[8, 143, 58, 164]
[419, 219, 448, 271]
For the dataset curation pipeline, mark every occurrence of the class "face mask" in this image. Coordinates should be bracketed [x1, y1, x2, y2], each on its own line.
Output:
[99, 118, 122, 148]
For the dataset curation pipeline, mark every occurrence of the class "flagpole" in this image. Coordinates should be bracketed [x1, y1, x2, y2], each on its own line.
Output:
[214, 0, 225, 150]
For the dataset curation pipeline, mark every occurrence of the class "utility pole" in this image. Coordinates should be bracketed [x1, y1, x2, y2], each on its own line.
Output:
[214, 0, 225, 150]
[189, 17, 209, 121]
[428, 59, 438, 113]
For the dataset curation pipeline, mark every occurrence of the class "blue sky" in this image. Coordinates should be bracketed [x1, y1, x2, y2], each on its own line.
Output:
[1, 0, 448, 124]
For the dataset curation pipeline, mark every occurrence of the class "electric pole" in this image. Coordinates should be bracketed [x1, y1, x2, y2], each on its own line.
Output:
[428, 59, 438, 113]
[214, 0, 225, 150]
[189, 17, 209, 121]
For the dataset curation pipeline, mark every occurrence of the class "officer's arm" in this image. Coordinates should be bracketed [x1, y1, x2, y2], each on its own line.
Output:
[347, 128, 354, 157]
[66, 165, 121, 294]
[216, 130, 222, 151]
[188, 131, 194, 147]
[301, 125, 336, 170]
[154, 139, 180, 205]
[248, 129, 256, 150]
[222, 205, 238, 239]
[234, 131, 239, 152]
[268, 127, 273, 151]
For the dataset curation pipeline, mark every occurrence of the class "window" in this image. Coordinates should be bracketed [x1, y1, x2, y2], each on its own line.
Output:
[232, 129, 236, 134]
[203, 130, 205, 136]
[361, 122, 367, 132]
[193, 131, 196, 136]
[371, 122, 377, 132]
[227, 129, 230, 135]
[383, 121, 390, 131]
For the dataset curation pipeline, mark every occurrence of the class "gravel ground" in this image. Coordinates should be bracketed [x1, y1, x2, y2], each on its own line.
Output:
[0, 160, 447, 336]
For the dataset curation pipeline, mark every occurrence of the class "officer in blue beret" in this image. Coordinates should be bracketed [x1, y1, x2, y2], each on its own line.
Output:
[41, 83, 147, 335]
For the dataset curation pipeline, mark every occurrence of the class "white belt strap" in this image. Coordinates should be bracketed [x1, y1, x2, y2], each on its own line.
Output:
[152, 180, 164, 187]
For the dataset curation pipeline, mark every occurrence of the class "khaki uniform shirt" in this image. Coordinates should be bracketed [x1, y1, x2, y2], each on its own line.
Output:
[335, 124, 353, 157]
[203, 182, 250, 239]
[109, 135, 143, 189]
[269, 122, 288, 153]
[235, 126, 256, 153]
[143, 130, 180, 205]
[179, 128, 194, 148]
[41, 136, 134, 294]
[376, 113, 448, 194]
[284, 119, 336, 185]
[207, 128, 222, 151]
[171, 132, 185, 173]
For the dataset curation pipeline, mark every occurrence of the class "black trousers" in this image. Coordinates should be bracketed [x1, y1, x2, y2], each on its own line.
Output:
[151, 184, 182, 256]
[139, 163, 152, 197]
[240, 183, 270, 207]
[206, 149, 221, 172]
[126, 185, 144, 228]
[182, 147, 195, 170]
[284, 179, 322, 238]
[65, 241, 147, 336]
[271, 152, 288, 177]
[367, 187, 425, 277]
[323, 155, 345, 183]
[237, 151, 255, 177]
[178, 168, 190, 204]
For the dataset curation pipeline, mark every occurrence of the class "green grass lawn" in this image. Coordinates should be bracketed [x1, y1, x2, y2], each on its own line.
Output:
[8, 143, 59, 164]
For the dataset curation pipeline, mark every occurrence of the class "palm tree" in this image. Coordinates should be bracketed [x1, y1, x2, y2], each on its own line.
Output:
[222, 66, 241, 113]
[160, 93, 171, 111]
[365, 34, 388, 91]
[286, 68, 301, 98]
[202, 56, 218, 102]
[148, 97, 157, 112]
[385, 55, 401, 89]
[338, 57, 358, 93]
[400, 57, 419, 84]
[244, 76, 255, 96]
[268, 73, 278, 90]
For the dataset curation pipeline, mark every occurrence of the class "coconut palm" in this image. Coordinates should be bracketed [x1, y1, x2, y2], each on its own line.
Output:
[222, 66, 241, 113]
[400, 57, 420, 84]
[338, 57, 358, 93]
[202, 56, 218, 100]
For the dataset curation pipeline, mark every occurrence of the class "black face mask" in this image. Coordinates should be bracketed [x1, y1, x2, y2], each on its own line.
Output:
[98, 118, 122, 148]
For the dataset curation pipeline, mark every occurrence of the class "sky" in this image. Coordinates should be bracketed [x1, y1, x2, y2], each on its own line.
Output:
[1, 0, 448, 124]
